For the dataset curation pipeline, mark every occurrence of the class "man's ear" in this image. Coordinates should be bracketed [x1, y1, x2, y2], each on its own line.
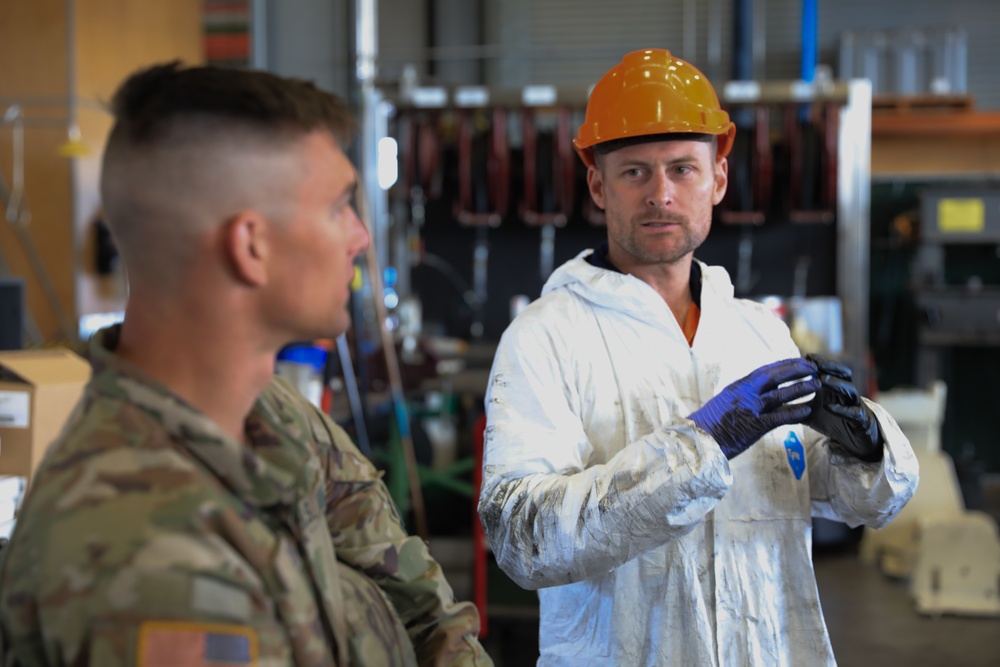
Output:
[586, 165, 606, 210]
[711, 156, 729, 206]
[225, 211, 269, 287]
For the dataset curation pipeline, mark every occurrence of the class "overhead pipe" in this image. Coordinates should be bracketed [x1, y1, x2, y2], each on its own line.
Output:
[721, 0, 771, 226]
[732, 0, 753, 82]
[730, 0, 755, 133]
[789, 0, 835, 222]
[706, 0, 724, 85]
[801, 0, 818, 84]
[798, 0, 819, 121]
[731, 0, 755, 128]
[753, 0, 767, 81]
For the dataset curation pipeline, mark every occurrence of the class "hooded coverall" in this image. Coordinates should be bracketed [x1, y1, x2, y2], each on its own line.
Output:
[478, 252, 919, 666]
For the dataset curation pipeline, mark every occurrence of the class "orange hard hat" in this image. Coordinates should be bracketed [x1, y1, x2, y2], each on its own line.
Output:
[574, 48, 736, 167]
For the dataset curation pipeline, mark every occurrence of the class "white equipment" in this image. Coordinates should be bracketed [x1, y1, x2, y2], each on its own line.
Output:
[858, 381, 1000, 616]
[910, 511, 1000, 616]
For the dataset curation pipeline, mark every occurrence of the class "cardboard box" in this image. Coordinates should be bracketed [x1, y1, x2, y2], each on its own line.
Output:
[0, 348, 91, 479]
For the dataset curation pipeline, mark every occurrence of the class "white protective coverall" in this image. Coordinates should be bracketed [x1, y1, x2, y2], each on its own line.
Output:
[478, 252, 919, 667]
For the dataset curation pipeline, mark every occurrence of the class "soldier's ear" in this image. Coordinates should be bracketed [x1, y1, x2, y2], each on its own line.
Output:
[225, 210, 269, 287]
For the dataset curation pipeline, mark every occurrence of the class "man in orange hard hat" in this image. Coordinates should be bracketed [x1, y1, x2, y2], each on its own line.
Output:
[479, 48, 917, 665]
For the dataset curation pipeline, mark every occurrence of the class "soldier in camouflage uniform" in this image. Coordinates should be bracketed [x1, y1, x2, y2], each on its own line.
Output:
[0, 62, 491, 667]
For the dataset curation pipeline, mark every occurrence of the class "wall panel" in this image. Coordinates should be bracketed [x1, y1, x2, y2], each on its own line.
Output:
[0, 0, 203, 343]
[474, 0, 1000, 109]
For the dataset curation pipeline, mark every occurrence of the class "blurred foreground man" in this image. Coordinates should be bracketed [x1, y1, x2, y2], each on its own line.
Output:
[0, 62, 490, 667]
[478, 48, 918, 666]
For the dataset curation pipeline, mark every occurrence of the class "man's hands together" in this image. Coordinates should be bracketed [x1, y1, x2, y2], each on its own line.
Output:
[805, 354, 883, 462]
[689, 357, 820, 459]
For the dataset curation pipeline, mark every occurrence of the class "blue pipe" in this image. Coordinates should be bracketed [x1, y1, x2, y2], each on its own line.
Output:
[799, 0, 818, 122]
[732, 0, 753, 81]
[732, 0, 754, 129]
[801, 0, 818, 83]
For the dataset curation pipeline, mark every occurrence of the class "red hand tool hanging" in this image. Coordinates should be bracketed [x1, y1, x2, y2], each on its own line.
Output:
[521, 105, 575, 280]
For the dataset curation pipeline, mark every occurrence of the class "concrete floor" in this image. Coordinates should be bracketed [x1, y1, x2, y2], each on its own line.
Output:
[481, 547, 1000, 666]
[481, 482, 1000, 667]
[815, 547, 1000, 667]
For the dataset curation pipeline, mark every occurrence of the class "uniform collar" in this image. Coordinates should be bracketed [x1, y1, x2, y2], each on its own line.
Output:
[88, 326, 309, 508]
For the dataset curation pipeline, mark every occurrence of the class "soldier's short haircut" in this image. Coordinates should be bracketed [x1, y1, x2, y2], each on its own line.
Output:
[100, 62, 357, 290]
[108, 60, 355, 147]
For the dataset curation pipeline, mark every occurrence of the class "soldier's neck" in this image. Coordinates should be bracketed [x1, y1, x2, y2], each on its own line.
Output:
[116, 293, 275, 445]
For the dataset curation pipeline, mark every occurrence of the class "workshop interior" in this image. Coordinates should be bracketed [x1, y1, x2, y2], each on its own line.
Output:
[2, 1, 999, 664]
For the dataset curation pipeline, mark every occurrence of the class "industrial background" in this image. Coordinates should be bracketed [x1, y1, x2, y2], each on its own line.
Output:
[2, 1, 999, 665]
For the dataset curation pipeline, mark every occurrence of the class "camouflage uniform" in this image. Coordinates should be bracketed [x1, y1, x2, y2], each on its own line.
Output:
[0, 326, 491, 667]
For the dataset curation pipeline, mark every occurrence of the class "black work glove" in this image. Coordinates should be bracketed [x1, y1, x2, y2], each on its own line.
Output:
[805, 354, 883, 462]
[689, 357, 820, 460]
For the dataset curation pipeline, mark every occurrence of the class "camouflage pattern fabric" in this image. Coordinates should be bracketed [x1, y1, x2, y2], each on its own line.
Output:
[0, 326, 491, 667]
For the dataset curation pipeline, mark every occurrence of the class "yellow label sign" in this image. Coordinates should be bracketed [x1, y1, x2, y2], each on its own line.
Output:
[938, 198, 985, 233]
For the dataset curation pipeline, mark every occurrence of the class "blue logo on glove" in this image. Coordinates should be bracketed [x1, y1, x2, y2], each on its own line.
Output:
[784, 431, 805, 480]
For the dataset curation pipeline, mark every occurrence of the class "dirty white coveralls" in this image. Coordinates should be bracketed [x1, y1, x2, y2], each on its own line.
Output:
[478, 252, 919, 666]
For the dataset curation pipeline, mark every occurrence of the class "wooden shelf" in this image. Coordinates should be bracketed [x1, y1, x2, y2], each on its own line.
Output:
[872, 93, 974, 115]
[873, 109, 1000, 136]
[872, 110, 1000, 178]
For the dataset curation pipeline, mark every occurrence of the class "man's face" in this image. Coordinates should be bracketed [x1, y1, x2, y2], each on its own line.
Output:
[587, 139, 727, 272]
[265, 131, 369, 341]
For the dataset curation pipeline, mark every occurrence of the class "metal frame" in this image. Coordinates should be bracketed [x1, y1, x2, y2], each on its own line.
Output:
[721, 78, 873, 390]
[837, 80, 873, 393]
[375, 80, 873, 388]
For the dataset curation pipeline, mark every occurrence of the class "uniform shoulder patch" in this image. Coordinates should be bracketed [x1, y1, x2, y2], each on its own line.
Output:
[137, 621, 257, 667]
